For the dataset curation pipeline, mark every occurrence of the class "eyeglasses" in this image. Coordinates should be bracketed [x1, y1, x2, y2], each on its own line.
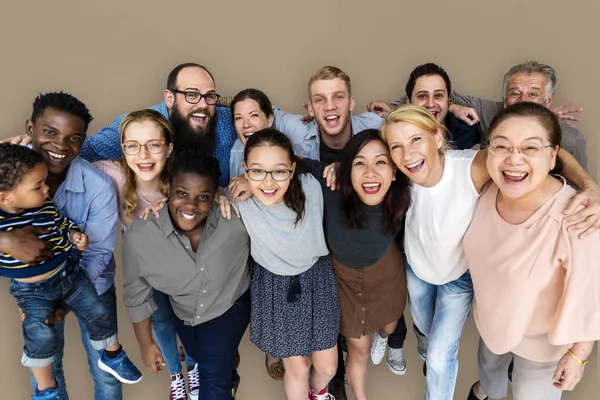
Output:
[121, 140, 166, 155]
[488, 142, 554, 157]
[245, 168, 293, 182]
[170, 89, 220, 105]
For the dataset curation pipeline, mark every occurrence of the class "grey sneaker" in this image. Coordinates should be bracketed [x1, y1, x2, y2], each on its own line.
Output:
[413, 325, 428, 361]
[387, 347, 407, 375]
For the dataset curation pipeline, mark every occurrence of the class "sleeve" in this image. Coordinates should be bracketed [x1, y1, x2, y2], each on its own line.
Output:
[122, 231, 157, 323]
[548, 227, 600, 345]
[53, 204, 82, 240]
[353, 111, 383, 130]
[78, 182, 118, 282]
[450, 91, 504, 144]
[79, 112, 129, 162]
[273, 107, 313, 144]
[390, 97, 406, 107]
[299, 158, 327, 187]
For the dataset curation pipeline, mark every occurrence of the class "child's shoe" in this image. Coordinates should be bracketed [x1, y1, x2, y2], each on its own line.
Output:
[97, 349, 143, 384]
[31, 386, 60, 400]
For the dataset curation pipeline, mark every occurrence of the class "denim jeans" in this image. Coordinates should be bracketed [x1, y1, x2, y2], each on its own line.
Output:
[406, 262, 473, 400]
[9, 261, 117, 368]
[29, 285, 122, 400]
[152, 290, 196, 374]
[176, 290, 250, 400]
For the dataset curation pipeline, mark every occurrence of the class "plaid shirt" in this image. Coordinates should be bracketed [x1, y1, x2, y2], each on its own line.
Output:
[79, 102, 236, 186]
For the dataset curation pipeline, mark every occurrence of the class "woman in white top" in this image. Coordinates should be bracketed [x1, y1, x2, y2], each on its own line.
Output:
[379, 104, 600, 400]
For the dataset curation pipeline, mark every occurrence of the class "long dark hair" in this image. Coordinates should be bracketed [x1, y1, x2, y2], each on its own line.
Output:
[244, 128, 305, 225]
[337, 129, 411, 233]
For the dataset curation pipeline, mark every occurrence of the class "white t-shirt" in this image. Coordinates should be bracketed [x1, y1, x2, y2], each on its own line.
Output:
[405, 150, 479, 285]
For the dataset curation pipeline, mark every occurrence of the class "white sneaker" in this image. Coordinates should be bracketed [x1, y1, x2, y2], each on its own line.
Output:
[413, 325, 428, 361]
[370, 331, 388, 365]
[387, 347, 407, 375]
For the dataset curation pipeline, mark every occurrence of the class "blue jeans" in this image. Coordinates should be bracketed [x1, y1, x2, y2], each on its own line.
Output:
[176, 290, 250, 400]
[10, 261, 117, 368]
[152, 290, 196, 374]
[406, 262, 473, 400]
[29, 285, 122, 400]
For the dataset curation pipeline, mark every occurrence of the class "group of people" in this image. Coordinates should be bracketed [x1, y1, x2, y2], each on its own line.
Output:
[0, 60, 599, 400]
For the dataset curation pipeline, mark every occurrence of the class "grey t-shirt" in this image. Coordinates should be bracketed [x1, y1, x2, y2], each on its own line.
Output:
[232, 173, 329, 276]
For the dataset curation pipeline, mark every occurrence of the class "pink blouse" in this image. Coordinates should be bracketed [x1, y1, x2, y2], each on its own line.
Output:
[463, 180, 600, 362]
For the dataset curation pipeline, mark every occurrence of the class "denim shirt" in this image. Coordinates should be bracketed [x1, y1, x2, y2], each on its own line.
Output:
[79, 102, 237, 186]
[53, 156, 118, 295]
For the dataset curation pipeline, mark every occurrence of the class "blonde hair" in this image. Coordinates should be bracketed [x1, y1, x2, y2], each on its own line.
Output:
[307, 66, 351, 98]
[380, 104, 450, 154]
[119, 109, 173, 222]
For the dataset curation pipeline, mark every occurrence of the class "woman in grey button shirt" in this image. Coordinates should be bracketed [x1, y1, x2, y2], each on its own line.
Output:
[122, 148, 251, 400]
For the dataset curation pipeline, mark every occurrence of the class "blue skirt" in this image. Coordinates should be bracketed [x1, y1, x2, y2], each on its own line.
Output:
[249, 256, 340, 358]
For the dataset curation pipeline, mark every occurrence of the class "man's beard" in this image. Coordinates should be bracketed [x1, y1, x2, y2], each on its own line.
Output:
[169, 103, 216, 156]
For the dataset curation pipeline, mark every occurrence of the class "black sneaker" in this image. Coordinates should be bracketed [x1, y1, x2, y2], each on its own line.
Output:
[467, 382, 488, 400]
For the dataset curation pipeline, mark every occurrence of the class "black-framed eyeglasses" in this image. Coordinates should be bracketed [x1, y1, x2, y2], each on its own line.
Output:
[170, 89, 220, 105]
[245, 168, 293, 182]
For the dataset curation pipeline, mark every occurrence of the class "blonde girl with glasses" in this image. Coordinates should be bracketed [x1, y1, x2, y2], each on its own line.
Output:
[379, 104, 600, 400]
[95, 110, 203, 400]
[229, 128, 339, 400]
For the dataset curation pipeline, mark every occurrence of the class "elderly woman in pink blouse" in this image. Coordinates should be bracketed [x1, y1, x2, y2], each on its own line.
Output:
[463, 102, 600, 400]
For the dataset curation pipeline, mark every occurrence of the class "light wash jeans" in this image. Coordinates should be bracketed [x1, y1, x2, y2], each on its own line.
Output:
[152, 290, 196, 374]
[406, 262, 473, 400]
[30, 285, 122, 400]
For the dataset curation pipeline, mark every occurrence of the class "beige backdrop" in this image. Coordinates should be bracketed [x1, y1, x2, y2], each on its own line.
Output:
[1, 1, 598, 399]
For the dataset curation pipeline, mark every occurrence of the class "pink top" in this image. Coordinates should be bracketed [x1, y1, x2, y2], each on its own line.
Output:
[463, 179, 600, 362]
[93, 160, 152, 232]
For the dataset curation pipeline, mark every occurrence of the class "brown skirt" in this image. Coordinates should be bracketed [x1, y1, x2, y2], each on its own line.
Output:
[332, 240, 407, 339]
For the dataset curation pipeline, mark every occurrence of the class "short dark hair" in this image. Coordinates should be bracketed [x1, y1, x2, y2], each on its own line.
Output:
[244, 128, 305, 225]
[336, 129, 411, 233]
[166, 63, 215, 90]
[169, 147, 221, 192]
[0, 143, 44, 192]
[405, 63, 452, 99]
[230, 88, 274, 119]
[488, 102, 563, 174]
[31, 92, 93, 133]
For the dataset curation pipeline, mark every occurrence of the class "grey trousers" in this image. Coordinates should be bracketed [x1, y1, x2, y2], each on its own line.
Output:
[478, 339, 562, 400]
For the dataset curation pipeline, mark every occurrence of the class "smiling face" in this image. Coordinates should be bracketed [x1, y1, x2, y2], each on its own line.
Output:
[487, 116, 558, 200]
[166, 66, 217, 135]
[308, 78, 355, 144]
[233, 98, 274, 145]
[1, 163, 49, 213]
[407, 75, 449, 123]
[168, 171, 216, 233]
[26, 108, 87, 176]
[386, 121, 445, 187]
[350, 140, 396, 206]
[504, 72, 553, 108]
[243, 144, 295, 207]
[122, 120, 173, 183]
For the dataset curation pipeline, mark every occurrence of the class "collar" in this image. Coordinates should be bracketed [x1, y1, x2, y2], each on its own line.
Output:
[59, 157, 85, 193]
[156, 202, 220, 238]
